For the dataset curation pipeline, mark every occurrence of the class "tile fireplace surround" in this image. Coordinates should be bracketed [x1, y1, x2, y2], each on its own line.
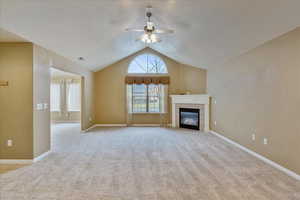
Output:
[170, 95, 210, 132]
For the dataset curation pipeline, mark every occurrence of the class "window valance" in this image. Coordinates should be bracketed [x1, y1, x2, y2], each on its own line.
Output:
[125, 76, 170, 85]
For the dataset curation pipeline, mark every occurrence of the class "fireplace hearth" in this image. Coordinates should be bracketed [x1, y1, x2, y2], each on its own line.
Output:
[179, 108, 200, 130]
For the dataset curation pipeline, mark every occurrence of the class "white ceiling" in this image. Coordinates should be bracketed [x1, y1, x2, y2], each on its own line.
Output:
[0, 28, 27, 42]
[1, 0, 300, 71]
[50, 67, 80, 78]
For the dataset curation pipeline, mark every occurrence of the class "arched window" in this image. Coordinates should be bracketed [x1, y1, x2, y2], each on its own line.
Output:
[128, 54, 167, 74]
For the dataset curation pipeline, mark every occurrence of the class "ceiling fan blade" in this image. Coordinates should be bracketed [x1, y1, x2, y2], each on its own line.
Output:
[154, 29, 174, 34]
[125, 28, 145, 32]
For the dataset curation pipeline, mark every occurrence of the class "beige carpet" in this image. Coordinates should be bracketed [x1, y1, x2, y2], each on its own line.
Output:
[0, 124, 299, 200]
[0, 165, 28, 174]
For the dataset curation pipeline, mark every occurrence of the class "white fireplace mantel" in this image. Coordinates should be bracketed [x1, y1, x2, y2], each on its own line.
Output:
[170, 94, 210, 132]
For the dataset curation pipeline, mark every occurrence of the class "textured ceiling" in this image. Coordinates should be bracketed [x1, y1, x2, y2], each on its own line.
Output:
[50, 68, 80, 78]
[1, 0, 300, 71]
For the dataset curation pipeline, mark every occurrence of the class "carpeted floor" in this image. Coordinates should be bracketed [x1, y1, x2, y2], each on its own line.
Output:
[0, 164, 28, 174]
[0, 123, 299, 200]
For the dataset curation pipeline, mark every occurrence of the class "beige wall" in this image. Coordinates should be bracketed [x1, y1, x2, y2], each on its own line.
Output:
[0, 43, 95, 159]
[33, 45, 51, 157]
[95, 48, 207, 124]
[32, 45, 95, 158]
[33, 46, 95, 130]
[0, 43, 33, 159]
[208, 27, 300, 174]
[46, 54, 95, 130]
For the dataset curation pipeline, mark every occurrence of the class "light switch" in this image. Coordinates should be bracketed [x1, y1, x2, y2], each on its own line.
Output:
[7, 139, 13, 147]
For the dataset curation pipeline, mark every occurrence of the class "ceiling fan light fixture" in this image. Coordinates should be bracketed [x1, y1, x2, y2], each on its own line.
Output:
[141, 33, 159, 44]
[146, 22, 154, 30]
[126, 6, 173, 44]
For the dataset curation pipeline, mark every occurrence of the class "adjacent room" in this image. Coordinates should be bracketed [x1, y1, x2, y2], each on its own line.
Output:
[0, 1, 299, 199]
[50, 68, 81, 125]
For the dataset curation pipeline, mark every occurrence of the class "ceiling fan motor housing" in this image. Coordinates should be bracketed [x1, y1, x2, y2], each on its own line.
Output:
[144, 25, 155, 33]
[125, 6, 173, 44]
[146, 11, 152, 19]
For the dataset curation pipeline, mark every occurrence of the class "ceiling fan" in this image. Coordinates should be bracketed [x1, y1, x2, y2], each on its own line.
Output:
[125, 6, 174, 44]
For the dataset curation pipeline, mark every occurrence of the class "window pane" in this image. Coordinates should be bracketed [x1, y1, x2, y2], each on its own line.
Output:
[128, 54, 148, 73]
[50, 83, 60, 111]
[132, 84, 147, 113]
[148, 84, 160, 113]
[147, 54, 168, 73]
[128, 54, 167, 74]
[67, 83, 80, 111]
[131, 84, 164, 113]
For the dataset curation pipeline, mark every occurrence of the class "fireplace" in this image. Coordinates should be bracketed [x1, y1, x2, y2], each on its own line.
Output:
[179, 108, 200, 130]
[170, 95, 210, 132]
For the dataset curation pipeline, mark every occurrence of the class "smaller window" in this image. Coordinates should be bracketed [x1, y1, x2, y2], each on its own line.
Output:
[50, 83, 61, 112]
[67, 82, 81, 112]
[128, 54, 167, 74]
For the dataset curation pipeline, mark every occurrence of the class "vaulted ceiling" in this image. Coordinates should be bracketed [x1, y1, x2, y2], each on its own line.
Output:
[0, 28, 27, 42]
[1, 0, 300, 71]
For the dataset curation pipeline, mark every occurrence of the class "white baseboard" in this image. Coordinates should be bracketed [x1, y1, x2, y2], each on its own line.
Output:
[0, 159, 33, 164]
[52, 121, 80, 124]
[33, 151, 51, 162]
[0, 151, 51, 164]
[81, 124, 97, 133]
[82, 124, 128, 132]
[82, 124, 170, 132]
[95, 124, 127, 127]
[210, 130, 300, 181]
[131, 124, 161, 127]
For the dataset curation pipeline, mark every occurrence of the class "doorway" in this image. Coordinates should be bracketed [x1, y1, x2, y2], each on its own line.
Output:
[50, 68, 82, 135]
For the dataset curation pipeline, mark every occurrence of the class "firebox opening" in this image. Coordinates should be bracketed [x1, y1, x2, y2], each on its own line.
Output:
[179, 108, 200, 130]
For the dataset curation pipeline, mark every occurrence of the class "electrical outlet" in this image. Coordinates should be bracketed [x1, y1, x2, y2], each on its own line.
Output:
[214, 100, 217, 104]
[252, 134, 255, 141]
[214, 121, 217, 125]
[7, 139, 13, 147]
[263, 138, 268, 145]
